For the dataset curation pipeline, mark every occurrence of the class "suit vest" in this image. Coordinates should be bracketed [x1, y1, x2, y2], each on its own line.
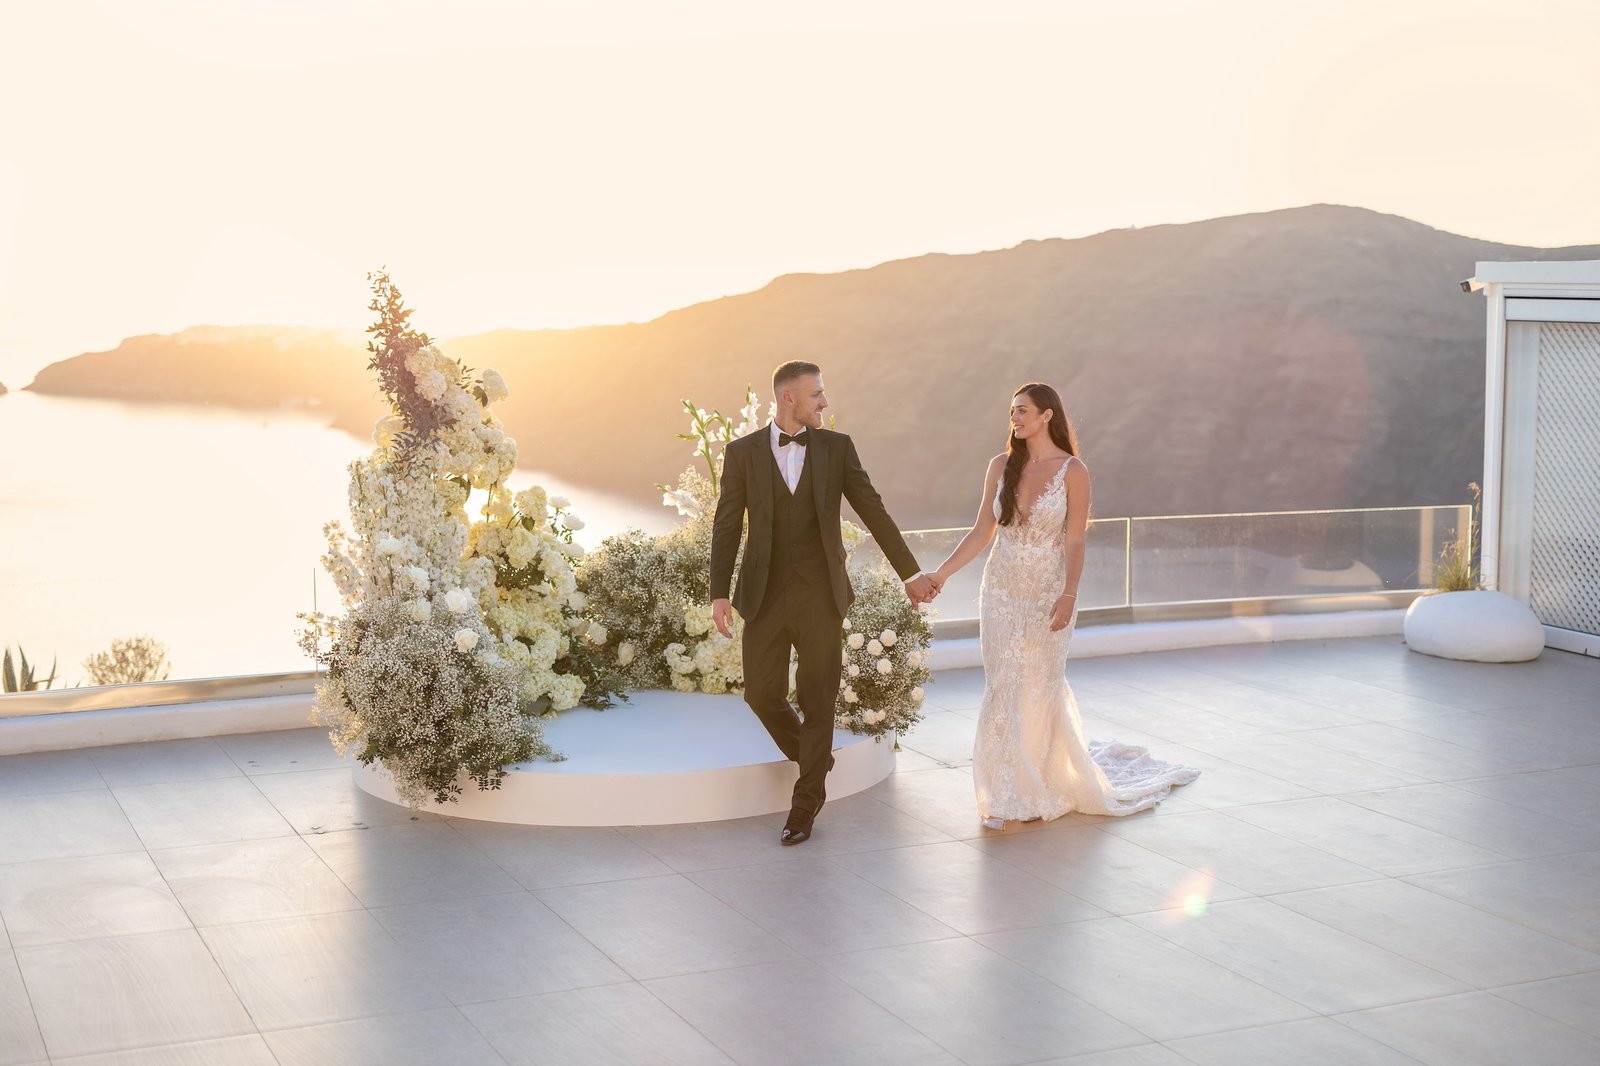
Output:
[767, 447, 828, 585]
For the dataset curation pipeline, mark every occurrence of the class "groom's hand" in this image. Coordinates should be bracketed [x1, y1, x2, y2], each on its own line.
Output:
[711, 598, 734, 638]
[904, 574, 936, 604]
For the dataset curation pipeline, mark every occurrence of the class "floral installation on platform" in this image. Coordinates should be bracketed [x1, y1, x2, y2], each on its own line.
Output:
[578, 391, 931, 737]
[299, 273, 620, 807]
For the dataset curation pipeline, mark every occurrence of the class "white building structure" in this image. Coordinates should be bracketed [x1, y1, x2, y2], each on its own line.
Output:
[1470, 261, 1600, 657]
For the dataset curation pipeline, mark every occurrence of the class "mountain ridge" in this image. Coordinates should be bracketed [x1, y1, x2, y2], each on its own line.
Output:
[22, 204, 1600, 526]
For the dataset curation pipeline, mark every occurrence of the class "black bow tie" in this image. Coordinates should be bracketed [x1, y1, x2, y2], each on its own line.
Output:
[778, 429, 810, 447]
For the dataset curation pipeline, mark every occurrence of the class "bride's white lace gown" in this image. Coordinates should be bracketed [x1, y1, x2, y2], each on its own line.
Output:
[975, 461, 1199, 819]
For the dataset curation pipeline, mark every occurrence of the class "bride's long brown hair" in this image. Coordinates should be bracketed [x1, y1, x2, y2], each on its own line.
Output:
[997, 383, 1082, 527]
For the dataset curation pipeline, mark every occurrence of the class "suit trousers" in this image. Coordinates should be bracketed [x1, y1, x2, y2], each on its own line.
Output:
[741, 569, 843, 815]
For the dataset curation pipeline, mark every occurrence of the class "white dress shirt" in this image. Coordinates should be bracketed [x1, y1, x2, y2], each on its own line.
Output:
[769, 421, 807, 494]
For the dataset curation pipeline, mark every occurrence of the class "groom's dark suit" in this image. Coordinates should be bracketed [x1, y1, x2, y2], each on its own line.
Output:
[711, 425, 921, 820]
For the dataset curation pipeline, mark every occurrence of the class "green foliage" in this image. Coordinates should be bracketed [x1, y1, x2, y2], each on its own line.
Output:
[578, 498, 719, 692]
[366, 270, 464, 464]
[1432, 482, 1483, 593]
[2, 646, 56, 693]
[83, 635, 173, 687]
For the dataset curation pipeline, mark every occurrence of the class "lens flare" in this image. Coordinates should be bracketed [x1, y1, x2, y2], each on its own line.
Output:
[1169, 868, 1217, 919]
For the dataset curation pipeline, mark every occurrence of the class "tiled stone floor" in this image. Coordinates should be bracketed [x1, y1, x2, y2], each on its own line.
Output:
[1, 636, 1598, 1065]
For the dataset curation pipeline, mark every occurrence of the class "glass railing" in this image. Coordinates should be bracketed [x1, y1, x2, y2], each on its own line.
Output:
[852, 504, 1472, 623]
[2, 502, 1470, 711]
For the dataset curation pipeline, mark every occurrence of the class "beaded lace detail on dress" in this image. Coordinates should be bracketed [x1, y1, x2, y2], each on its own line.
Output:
[974, 460, 1199, 819]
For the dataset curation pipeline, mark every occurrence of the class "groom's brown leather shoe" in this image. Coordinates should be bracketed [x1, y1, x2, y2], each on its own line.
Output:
[780, 807, 816, 845]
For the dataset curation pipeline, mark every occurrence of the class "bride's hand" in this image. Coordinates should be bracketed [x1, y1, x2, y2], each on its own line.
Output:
[1047, 594, 1077, 632]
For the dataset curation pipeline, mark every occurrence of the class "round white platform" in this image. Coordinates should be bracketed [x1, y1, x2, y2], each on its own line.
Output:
[353, 689, 897, 826]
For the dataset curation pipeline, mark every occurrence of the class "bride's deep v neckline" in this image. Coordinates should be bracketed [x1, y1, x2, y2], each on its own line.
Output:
[1014, 458, 1070, 525]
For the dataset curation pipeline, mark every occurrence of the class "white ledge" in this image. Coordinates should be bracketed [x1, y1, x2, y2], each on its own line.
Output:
[928, 608, 1404, 670]
[0, 610, 1407, 756]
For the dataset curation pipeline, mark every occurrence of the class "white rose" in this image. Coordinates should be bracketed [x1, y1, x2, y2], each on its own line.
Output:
[403, 566, 430, 591]
[588, 623, 609, 646]
[564, 515, 585, 531]
[617, 641, 636, 666]
[376, 535, 403, 555]
[444, 588, 475, 614]
[847, 633, 865, 650]
[453, 628, 479, 652]
[568, 592, 588, 611]
[549, 495, 570, 509]
[907, 650, 923, 668]
[877, 658, 893, 675]
[911, 687, 925, 703]
[843, 687, 858, 704]
[867, 639, 884, 657]
[880, 629, 897, 647]
[847, 664, 860, 678]
[842, 617, 852, 631]
[406, 598, 431, 623]
[842, 649, 850, 666]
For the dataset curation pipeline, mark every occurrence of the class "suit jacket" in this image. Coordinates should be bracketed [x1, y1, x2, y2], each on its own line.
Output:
[710, 426, 921, 620]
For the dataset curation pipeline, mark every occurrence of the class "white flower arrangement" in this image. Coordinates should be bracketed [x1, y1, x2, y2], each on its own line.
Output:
[578, 388, 932, 739]
[299, 272, 619, 808]
[832, 570, 933, 738]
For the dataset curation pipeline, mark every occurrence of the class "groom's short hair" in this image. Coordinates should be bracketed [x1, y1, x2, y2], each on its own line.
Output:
[773, 360, 821, 395]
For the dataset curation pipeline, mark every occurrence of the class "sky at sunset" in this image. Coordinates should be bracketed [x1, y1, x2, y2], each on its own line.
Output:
[2, 0, 1598, 386]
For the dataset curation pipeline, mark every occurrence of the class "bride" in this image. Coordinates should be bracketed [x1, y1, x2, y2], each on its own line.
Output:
[930, 383, 1198, 827]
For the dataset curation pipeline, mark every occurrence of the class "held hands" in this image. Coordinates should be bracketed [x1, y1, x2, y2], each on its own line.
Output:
[904, 574, 936, 605]
[1047, 593, 1077, 632]
[711, 598, 735, 638]
[905, 572, 942, 606]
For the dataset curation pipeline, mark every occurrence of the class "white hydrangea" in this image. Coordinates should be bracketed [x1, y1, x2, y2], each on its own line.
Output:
[415, 370, 449, 401]
[373, 414, 405, 450]
[480, 368, 510, 404]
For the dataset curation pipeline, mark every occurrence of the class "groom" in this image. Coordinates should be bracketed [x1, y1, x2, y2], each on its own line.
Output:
[711, 361, 936, 845]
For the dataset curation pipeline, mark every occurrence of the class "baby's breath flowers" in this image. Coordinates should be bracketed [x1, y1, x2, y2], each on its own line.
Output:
[299, 273, 618, 807]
